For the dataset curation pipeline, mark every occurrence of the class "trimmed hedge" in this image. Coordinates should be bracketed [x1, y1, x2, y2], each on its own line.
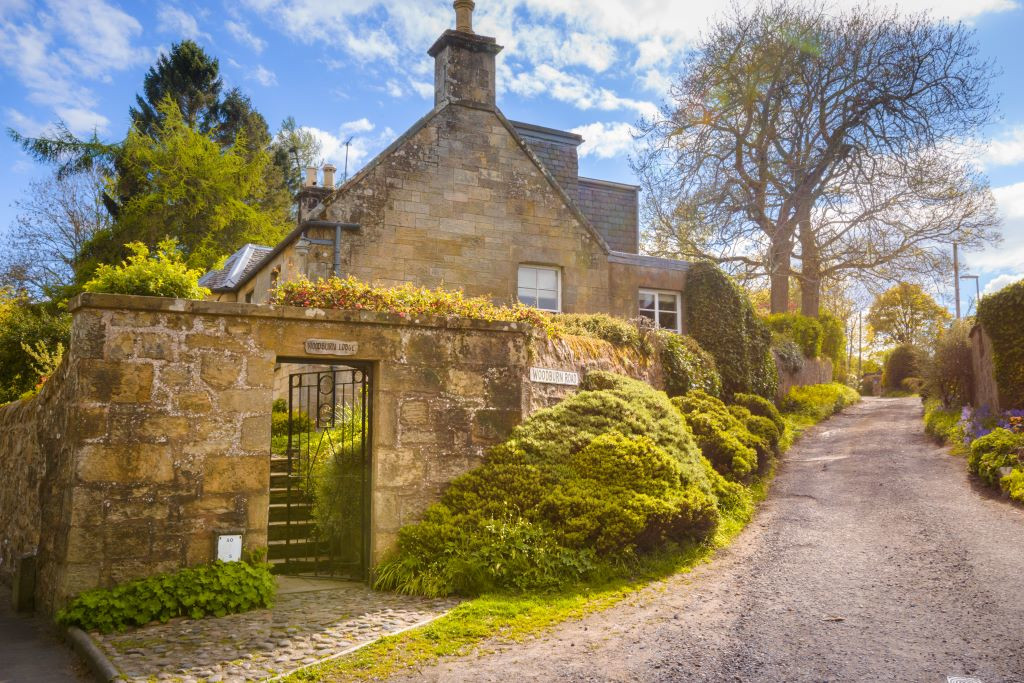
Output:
[56, 560, 276, 633]
[977, 279, 1024, 409]
[671, 390, 769, 481]
[655, 330, 723, 399]
[684, 263, 776, 400]
[373, 372, 748, 597]
[732, 392, 785, 433]
[764, 313, 823, 358]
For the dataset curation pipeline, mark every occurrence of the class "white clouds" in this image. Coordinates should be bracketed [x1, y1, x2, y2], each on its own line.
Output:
[157, 5, 209, 41]
[0, 0, 148, 134]
[302, 119, 395, 176]
[225, 19, 265, 53]
[247, 65, 278, 87]
[572, 121, 636, 159]
[964, 181, 1024, 273]
[508, 64, 658, 120]
[983, 272, 1024, 295]
[981, 126, 1024, 168]
[4, 108, 51, 137]
[409, 80, 433, 99]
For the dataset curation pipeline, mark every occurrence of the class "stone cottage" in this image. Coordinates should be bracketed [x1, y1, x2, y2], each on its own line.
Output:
[201, 0, 690, 335]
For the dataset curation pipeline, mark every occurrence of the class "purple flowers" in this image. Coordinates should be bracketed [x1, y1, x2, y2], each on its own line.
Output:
[960, 406, 1024, 443]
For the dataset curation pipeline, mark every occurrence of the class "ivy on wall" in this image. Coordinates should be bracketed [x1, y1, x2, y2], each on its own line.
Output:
[684, 263, 777, 400]
[978, 279, 1024, 409]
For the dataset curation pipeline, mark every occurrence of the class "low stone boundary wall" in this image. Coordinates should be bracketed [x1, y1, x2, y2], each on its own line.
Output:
[776, 356, 833, 402]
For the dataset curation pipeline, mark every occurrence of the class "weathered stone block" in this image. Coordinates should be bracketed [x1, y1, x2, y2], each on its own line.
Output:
[218, 389, 269, 414]
[202, 455, 267, 494]
[200, 354, 241, 389]
[137, 333, 175, 361]
[176, 391, 212, 413]
[240, 415, 270, 451]
[81, 360, 154, 403]
[138, 415, 191, 442]
[76, 444, 174, 484]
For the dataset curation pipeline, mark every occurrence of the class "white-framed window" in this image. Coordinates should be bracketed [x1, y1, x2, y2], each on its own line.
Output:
[517, 265, 561, 312]
[638, 289, 681, 332]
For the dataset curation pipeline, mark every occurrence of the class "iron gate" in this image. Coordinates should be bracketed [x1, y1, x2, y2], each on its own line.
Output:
[268, 364, 371, 578]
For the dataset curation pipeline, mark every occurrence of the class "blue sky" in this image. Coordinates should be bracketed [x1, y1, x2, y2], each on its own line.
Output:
[1, 0, 1022, 308]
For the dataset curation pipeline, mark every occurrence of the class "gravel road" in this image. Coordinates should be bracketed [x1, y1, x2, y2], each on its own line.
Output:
[394, 397, 1024, 683]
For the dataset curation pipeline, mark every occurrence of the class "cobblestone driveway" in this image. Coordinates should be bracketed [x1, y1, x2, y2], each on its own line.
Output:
[90, 577, 457, 682]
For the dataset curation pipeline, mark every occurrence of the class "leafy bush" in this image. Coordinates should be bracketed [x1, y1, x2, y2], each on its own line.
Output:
[683, 263, 777, 400]
[968, 428, 1024, 486]
[0, 290, 71, 404]
[373, 373, 746, 597]
[977, 279, 1024, 409]
[900, 377, 925, 394]
[923, 399, 965, 445]
[1000, 469, 1024, 504]
[922, 320, 973, 408]
[56, 559, 275, 633]
[882, 344, 920, 392]
[671, 390, 768, 480]
[270, 404, 313, 438]
[655, 330, 722, 398]
[82, 239, 211, 299]
[730, 406, 781, 454]
[552, 313, 647, 352]
[764, 313, 823, 358]
[772, 337, 804, 375]
[732, 392, 785, 433]
[818, 313, 846, 368]
[781, 383, 860, 422]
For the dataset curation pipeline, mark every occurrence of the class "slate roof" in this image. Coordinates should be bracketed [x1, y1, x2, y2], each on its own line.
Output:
[198, 243, 273, 293]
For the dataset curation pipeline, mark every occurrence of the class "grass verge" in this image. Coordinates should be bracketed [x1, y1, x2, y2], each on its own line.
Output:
[287, 406, 836, 682]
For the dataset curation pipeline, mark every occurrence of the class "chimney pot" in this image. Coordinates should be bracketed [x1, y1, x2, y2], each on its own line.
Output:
[304, 166, 318, 187]
[454, 0, 475, 33]
[322, 164, 336, 189]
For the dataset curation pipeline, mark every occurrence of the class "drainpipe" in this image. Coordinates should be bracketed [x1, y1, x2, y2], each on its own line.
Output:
[297, 220, 360, 277]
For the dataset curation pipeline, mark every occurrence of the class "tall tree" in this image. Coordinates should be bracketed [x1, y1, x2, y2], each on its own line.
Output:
[866, 282, 951, 348]
[130, 40, 224, 137]
[634, 2, 997, 315]
[77, 99, 290, 275]
[0, 167, 111, 299]
[271, 116, 324, 200]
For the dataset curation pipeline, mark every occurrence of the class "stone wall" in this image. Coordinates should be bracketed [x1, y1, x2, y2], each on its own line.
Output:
[970, 325, 1000, 413]
[0, 346, 80, 612]
[776, 356, 834, 402]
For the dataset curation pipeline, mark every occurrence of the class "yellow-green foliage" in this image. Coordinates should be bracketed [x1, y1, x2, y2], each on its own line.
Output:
[1000, 469, 1024, 504]
[373, 373, 748, 597]
[764, 313, 823, 358]
[671, 390, 768, 481]
[882, 344, 921, 392]
[83, 239, 211, 299]
[781, 383, 861, 422]
[551, 313, 647, 353]
[968, 428, 1024, 486]
[655, 330, 723, 398]
[732, 392, 785, 432]
[922, 398, 965, 446]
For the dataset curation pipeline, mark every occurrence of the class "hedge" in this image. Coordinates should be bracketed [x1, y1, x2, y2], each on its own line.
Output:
[882, 345, 920, 392]
[781, 383, 860, 422]
[684, 263, 776, 400]
[373, 372, 748, 597]
[672, 390, 765, 481]
[655, 330, 723, 399]
[977, 279, 1024, 409]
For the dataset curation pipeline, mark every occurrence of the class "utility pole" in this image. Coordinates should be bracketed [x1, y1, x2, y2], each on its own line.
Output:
[858, 310, 863, 380]
[343, 137, 354, 182]
[960, 274, 980, 315]
[953, 241, 961, 319]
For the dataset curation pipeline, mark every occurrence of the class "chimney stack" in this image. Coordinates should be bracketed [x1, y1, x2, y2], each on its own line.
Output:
[304, 166, 318, 187]
[428, 0, 503, 108]
[322, 164, 336, 189]
[454, 0, 475, 33]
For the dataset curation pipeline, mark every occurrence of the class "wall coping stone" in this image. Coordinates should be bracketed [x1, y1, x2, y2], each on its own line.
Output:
[68, 293, 538, 335]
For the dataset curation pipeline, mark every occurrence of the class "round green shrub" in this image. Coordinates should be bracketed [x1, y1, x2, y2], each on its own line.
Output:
[923, 320, 974, 408]
[82, 239, 211, 299]
[968, 427, 1024, 486]
[654, 330, 722, 398]
[373, 373, 746, 597]
[671, 390, 767, 480]
[732, 392, 785, 433]
[882, 345, 920, 391]
[764, 313, 824, 358]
